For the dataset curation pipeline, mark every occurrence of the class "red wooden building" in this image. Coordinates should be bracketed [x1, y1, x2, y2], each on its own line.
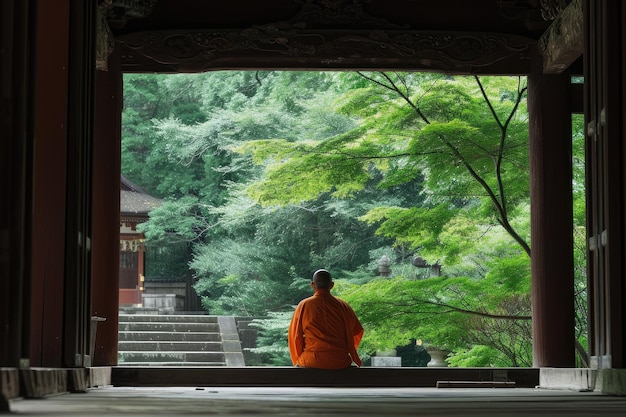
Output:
[119, 175, 161, 307]
[1, 0, 625, 400]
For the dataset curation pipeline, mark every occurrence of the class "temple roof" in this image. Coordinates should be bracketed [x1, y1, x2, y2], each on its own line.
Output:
[120, 175, 162, 216]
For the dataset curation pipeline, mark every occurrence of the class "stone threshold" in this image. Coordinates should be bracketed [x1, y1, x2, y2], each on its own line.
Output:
[539, 368, 626, 395]
[1, 367, 111, 400]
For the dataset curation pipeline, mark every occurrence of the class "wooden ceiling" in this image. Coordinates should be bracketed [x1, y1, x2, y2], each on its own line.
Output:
[103, 0, 573, 75]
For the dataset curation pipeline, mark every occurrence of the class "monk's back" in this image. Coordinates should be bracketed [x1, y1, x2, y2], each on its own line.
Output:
[288, 269, 363, 369]
[300, 291, 350, 353]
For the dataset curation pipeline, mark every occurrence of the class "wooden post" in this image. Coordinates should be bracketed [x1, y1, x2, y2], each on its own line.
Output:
[92, 48, 122, 366]
[528, 46, 576, 367]
[0, 0, 32, 369]
[30, 0, 71, 367]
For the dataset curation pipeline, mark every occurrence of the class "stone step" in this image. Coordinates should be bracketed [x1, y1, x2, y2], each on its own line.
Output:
[118, 331, 221, 342]
[116, 362, 227, 367]
[118, 314, 218, 323]
[116, 313, 247, 367]
[118, 322, 220, 332]
[118, 307, 162, 315]
[118, 341, 223, 352]
[118, 351, 225, 363]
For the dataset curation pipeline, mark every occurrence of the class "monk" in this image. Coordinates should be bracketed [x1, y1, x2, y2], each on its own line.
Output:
[288, 269, 364, 369]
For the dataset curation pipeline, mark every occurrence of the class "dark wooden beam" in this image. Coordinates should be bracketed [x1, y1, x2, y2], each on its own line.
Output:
[117, 29, 534, 75]
[539, 0, 583, 74]
[111, 366, 539, 388]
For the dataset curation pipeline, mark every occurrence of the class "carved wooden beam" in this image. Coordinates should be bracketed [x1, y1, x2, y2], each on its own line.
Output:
[113, 0, 542, 75]
[97, 0, 158, 70]
[540, 0, 573, 21]
[116, 28, 534, 75]
[96, 3, 115, 70]
[105, 0, 158, 29]
[538, 0, 582, 74]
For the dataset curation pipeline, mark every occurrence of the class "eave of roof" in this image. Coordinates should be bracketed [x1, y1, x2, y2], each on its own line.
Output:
[120, 188, 162, 215]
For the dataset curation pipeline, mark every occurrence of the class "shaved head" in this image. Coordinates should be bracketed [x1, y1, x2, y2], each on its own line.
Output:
[312, 269, 333, 289]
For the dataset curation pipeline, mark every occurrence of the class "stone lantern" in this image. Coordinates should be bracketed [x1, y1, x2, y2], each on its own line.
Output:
[412, 256, 441, 277]
[378, 255, 391, 277]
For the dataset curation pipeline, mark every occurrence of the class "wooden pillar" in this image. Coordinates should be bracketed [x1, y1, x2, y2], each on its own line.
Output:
[0, 0, 33, 368]
[528, 46, 576, 368]
[63, 0, 97, 368]
[92, 48, 122, 366]
[30, 0, 71, 367]
[30, 0, 97, 367]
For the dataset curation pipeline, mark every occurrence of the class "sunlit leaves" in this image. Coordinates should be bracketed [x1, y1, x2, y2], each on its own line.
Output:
[360, 205, 456, 252]
[337, 276, 532, 365]
[240, 75, 530, 256]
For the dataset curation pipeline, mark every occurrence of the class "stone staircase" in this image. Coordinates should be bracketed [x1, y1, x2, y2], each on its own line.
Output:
[118, 310, 246, 366]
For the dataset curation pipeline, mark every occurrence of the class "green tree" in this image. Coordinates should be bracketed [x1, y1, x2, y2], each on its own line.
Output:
[123, 71, 586, 367]
[122, 73, 209, 198]
[239, 73, 534, 365]
[190, 189, 394, 315]
[246, 311, 292, 366]
[127, 71, 395, 316]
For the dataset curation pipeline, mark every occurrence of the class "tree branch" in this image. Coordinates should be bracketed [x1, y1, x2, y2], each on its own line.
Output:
[363, 298, 531, 321]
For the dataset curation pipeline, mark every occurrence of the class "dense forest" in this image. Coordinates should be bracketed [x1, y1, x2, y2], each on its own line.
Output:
[122, 71, 587, 367]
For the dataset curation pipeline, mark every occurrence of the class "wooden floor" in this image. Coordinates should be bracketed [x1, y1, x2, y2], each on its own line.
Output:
[5, 366, 626, 416]
[9, 385, 626, 416]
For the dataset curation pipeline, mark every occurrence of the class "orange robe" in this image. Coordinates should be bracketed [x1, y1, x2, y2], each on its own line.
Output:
[288, 289, 363, 369]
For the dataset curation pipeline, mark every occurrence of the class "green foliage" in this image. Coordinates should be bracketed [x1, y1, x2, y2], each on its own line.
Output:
[144, 241, 189, 278]
[122, 70, 585, 367]
[240, 74, 530, 254]
[337, 276, 532, 366]
[138, 196, 210, 242]
[247, 311, 292, 366]
[255, 156, 369, 204]
[229, 73, 537, 366]
[447, 345, 512, 367]
[360, 205, 456, 252]
[122, 74, 212, 198]
[190, 195, 390, 315]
